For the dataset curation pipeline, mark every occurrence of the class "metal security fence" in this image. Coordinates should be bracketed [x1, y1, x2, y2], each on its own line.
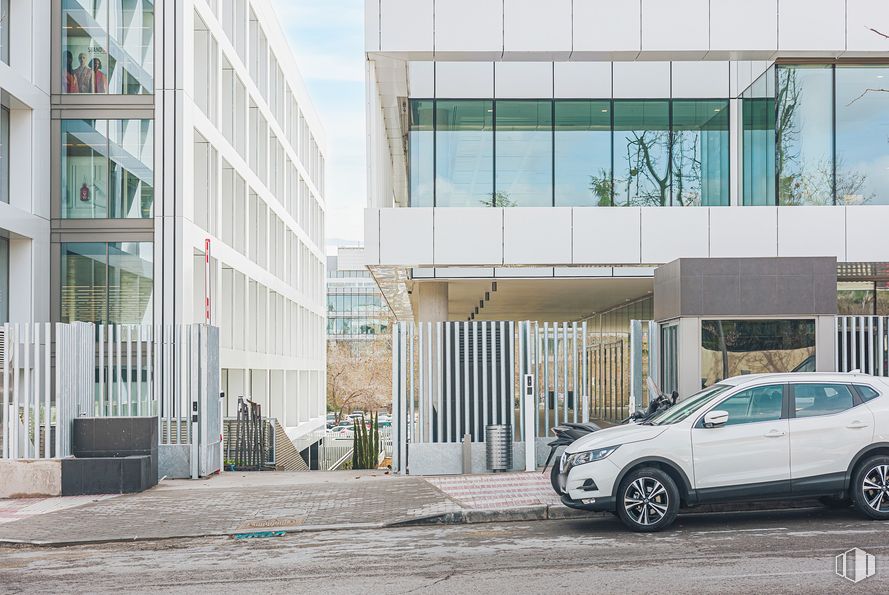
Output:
[2, 322, 220, 469]
[837, 316, 889, 375]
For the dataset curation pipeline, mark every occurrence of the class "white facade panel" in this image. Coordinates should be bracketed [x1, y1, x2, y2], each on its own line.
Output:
[778, 0, 846, 54]
[554, 62, 612, 98]
[709, 207, 778, 258]
[612, 62, 671, 98]
[380, 208, 434, 265]
[365, 0, 380, 52]
[434, 0, 503, 58]
[379, 0, 434, 54]
[503, 0, 572, 59]
[777, 206, 846, 259]
[573, 208, 642, 265]
[572, 0, 641, 59]
[503, 208, 572, 264]
[846, 0, 889, 54]
[364, 208, 381, 264]
[641, 0, 709, 57]
[495, 267, 554, 277]
[671, 62, 730, 98]
[641, 208, 710, 263]
[495, 62, 554, 98]
[434, 208, 503, 265]
[435, 62, 494, 98]
[554, 266, 616, 277]
[408, 61, 434, 97]
[709, 0, 778, 56]
[846, 206, 889, 261]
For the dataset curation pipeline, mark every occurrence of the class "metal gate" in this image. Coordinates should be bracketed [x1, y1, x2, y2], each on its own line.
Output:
[391, 320, 655, 473]
[836, 316, 889, 375]
[2, 322, 220, 478]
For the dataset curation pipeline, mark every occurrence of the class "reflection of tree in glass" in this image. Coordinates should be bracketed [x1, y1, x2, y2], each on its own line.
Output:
[672, 132, 703, 206]
[588, 168, 614, 206]
[480, 191, 516, 207]
[617, 130, 671, 206]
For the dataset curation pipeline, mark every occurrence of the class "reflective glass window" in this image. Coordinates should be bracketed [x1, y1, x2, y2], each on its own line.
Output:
[435, 100, 493, 207]
[672, 100, 729, 206]
[62, 119, 154, 218]
[62, 0, 154, 95]
[701, 319, 816, 386]
[409, 99, 434, 207]
[613, 101, 671, 206]
[835, 66, 889, 205]
[554, 100, 612, 206]
[837, 281, 876, 315]
[495, 100, 552, 207]
[0, 0, 8, 64]
[776, 66, 834, 205]
[712, 385, 784, 426]
[61, 242, 153, 324]
[742, 68, 777, 205]
[792, 383, 855, 418]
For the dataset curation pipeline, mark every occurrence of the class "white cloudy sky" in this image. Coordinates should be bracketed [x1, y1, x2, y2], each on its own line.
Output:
[270, 0, 366, 249]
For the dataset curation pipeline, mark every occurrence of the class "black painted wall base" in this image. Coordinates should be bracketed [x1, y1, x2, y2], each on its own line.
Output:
[61, 417, 159, 496]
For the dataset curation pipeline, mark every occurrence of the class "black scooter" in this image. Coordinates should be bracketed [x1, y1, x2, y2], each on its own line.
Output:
[544, 384, 680, 494]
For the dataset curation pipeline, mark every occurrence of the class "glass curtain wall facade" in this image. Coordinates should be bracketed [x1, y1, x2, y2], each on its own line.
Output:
[326, 258, 390, 341]
[410, 98, 729, 207]
[61, 0, 154, 95]
[60, 241, 153, 324]
[743, 64, 889, 206]
[61, 119, 154, 218]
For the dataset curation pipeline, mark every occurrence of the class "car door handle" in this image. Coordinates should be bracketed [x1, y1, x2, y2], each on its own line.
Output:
[764, 429, 786, 438]
[846, 421, 870, 430]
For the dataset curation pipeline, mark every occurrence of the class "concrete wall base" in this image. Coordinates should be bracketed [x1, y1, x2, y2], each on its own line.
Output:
[159, 444, 192, 479]
[0, 460, 62, 498]
[406, 438, 552, 475]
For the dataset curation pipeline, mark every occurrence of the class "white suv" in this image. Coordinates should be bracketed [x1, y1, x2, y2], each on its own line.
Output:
[559, 373, 889, 532]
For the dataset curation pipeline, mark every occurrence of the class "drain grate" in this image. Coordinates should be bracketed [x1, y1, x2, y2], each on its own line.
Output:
[235, 517, 306, 531]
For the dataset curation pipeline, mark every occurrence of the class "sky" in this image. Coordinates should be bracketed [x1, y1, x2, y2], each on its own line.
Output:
[270, 0, 366, 250]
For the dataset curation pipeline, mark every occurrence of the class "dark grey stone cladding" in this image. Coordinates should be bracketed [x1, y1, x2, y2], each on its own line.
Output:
[654, 257, 837, 322]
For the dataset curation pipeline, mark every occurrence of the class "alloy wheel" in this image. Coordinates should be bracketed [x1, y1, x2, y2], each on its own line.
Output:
[624, 477, 669, 526]
[862, 464, 889, 513]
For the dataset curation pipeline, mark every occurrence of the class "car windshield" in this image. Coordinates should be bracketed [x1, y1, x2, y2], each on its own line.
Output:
[649, 384, 731, 426]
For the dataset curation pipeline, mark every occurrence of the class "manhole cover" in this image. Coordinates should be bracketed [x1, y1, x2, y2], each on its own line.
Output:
[236, 517, 306, 531]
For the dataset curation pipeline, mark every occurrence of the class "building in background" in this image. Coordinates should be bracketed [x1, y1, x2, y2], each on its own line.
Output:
[365, 0, 889, 405]
[327, 246, 391, 348]
[2, 0, 327, 450]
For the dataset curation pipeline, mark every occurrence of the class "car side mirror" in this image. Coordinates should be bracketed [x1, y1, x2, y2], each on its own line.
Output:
[703, 410, 729, 428]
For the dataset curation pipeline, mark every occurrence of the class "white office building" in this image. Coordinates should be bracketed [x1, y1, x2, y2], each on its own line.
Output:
[364, 1, 889, 424]
[1, 0, 327, 447]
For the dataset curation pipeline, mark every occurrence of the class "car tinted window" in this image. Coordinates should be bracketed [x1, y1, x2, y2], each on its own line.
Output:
[793, 383, 855, 418]
[855, 385, 881, 402]
[711, 384, 783, 426]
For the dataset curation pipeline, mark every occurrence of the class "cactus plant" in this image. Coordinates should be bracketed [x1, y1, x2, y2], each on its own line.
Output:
[351, 412, 381, 469]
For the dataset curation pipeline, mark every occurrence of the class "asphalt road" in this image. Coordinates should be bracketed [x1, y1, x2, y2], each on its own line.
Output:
[1, 506, 887, 594]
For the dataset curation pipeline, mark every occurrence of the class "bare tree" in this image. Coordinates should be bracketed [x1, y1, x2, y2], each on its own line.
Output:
[327, 338, 392, 421]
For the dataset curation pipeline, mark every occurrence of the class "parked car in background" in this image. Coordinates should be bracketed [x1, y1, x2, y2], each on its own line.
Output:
[558, 373, 889, 532]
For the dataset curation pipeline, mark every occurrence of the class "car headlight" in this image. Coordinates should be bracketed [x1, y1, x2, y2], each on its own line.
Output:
[569, 446, 619, 467]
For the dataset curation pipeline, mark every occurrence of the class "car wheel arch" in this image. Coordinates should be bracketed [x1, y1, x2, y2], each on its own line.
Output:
[846, 442, 889, 490]
[612, 457, 694, 506]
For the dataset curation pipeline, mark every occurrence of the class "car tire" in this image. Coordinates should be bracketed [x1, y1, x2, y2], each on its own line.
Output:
[550, 462, 562, 494]
[616, 467, 680, 532]
[818, 496, 850, 509]
[852, 455, 889, 521]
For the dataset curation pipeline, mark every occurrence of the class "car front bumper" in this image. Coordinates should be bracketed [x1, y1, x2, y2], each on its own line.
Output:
[560, 493, 616, 512]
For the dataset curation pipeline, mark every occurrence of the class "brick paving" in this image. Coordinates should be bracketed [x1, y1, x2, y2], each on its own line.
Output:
[0, 475, 462, 545]
[426, 473, 563, 509]
[0, 495, 116, 525]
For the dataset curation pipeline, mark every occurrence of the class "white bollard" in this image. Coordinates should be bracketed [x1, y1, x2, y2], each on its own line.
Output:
[523, 374, 535, 472]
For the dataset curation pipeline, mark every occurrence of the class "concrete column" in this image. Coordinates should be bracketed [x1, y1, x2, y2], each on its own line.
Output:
[416, 281, 448, 322]
[815, 315, 837, 372]
[677, 317, 702, 398]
